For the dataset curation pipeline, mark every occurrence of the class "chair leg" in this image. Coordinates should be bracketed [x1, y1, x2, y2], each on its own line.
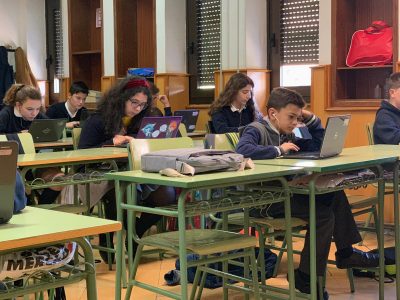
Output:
[124, 244, 143, 300]
[347, 268, 355, 293]
[196, 265, 208, 300]
[222, 256, 228, 300]
[249, 248, 261, 300]
[190, 256, 207, 300]
[273, 236, 287, 278]
[358, 211, 374, 246]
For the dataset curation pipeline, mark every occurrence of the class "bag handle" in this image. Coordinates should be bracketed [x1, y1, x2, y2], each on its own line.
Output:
[365, 20, 390, 33]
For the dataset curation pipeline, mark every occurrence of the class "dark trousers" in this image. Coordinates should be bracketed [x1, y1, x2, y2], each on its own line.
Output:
[269, 190, 361, 275]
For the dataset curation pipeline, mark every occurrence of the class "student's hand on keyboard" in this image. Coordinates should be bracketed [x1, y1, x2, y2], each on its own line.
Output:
[66, 121, 80, 129]
[113, 134, 133, 146]
[280, 142, 299, 154]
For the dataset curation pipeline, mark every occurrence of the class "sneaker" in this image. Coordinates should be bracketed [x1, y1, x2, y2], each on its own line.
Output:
[287, 269, 329, 300]
[336, 248, 379, 269]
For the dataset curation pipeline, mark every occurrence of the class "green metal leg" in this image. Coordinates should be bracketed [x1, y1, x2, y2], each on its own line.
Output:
[125, 244, 144, 300]
[190, 256, 206, 300]
[377, 176, 385, 299]
[114, 180, 124, 300]
[249, 248, 260, 299]
[393, 162, 400, 299]
[177, 192, 189, 300]
[273, 236, 287, 278]
[196, 265, 208, 300]
[347, 268, 355, 293]
[76, 237, 97, 300]
[308, 179, 317, 300]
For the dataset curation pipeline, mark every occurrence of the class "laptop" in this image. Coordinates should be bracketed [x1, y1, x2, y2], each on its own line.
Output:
[136, 116, 182, 139]
[29, 119, 67, 142]
[282, 115, 351, 160]
[0, 141, 18, 224]
[173, 109, 200, 132]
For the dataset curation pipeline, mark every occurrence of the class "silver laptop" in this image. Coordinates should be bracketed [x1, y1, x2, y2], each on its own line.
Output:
[29, 119, 67, 142]
[0, 141, 18, 224]
[282, 115, 351, 160]
[173, 109, 199, 133]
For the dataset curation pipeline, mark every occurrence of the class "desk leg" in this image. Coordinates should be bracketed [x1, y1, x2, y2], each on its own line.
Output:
[378, 175, 385, 300]
[76, 237, 97, 300]
[308, 179, 317, 300]
[115, 180, 124, 300]
[395, 163, 400, 298]
[178, 191, 188, 300]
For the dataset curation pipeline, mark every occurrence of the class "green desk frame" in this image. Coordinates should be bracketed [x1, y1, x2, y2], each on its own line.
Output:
[106, 164, 303, 300]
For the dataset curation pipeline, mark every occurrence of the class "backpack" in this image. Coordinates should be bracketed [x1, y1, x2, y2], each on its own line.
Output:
[353, 247, 396, 281]
[141, 148, 246, 175]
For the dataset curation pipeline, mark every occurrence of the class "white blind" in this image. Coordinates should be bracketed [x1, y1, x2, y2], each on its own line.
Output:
[196, 0, 221, 89]
[54, 9, 64, 78]
[280, 0, 319, 64]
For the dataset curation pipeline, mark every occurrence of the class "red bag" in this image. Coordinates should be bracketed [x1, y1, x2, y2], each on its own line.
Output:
[346, 20, 393, 67]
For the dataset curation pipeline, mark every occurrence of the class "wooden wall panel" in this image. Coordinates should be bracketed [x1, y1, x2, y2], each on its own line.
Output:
[154, 73, 189, 112]
[60, 77, 71, 102]
[101, 76, 116, 93]
[137, 0, 155, 67]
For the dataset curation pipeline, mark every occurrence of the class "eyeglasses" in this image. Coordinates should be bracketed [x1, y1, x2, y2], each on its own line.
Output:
[129, 98, 148, 110]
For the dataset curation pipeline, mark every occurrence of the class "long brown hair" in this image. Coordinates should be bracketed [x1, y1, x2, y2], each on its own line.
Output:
[209, 73, 255, 117]
[4, 84, 41, 106]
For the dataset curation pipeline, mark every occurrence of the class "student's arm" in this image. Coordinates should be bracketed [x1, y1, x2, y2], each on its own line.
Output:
[236, 126, 280, 159]
[295, 113, 324, 152]
[374, 111, 400, 144]
[0, 109, 11, 134]
[78, 116, 113, 149]
[212, 111, 239, 133]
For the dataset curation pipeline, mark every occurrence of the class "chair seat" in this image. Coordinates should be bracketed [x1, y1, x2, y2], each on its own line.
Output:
[226, 212, 307, 231]
[348, 195, 378, 210]
[140, 229, 256, 256]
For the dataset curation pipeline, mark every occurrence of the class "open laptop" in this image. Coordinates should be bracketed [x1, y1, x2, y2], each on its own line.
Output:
[0, 141, 18, 224]
[282, 115, 351, 159]
[173, 109, 199, 133]
[29, 119, 67, 142]
[136, 116, 182, 139]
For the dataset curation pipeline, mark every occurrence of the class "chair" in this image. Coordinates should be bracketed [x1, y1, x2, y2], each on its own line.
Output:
[204, 133, 237, 150]
[71, 127, 82, 150]
[178, 123, 188, 137]
[124, 137, 261, 299]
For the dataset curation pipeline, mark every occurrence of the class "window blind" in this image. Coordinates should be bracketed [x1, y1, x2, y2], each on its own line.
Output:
[196, 0, 221, 89]
[54, 9, 63, 78]
[280, 0, 319, 64]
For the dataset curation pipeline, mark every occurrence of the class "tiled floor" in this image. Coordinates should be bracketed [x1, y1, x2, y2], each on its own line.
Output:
[65, 231, 396, 299]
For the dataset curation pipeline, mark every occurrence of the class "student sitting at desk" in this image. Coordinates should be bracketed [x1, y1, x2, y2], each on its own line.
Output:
[209, 73, 258, 133]
[78, 76, 176, 263]
[0, 84, 63, 205]
[148, 81, 172, 116]
[46, 81, 88, 129]
[236, 87, 379, 299]
[374, 72, 400, 144]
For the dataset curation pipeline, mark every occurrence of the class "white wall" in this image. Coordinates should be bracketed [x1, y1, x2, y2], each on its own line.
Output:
[0, 0, 46, 80]
[103, 0, 114, 76]
[156, 0, 187, 73]
[319, 0, 331, 64]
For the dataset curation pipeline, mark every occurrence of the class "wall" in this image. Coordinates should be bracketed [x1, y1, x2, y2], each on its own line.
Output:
[0, 0, 46, 80]
[103, 0, 114, 76]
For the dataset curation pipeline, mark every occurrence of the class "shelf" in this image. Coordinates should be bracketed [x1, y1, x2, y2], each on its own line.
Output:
[337, 65, 393, 70]
[72, 50, 102, 55]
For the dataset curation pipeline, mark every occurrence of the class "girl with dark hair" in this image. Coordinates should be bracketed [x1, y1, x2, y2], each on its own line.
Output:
[78, 76, 176, 263]
[209, 73, 257, 133]
[0, 84, 63, 205]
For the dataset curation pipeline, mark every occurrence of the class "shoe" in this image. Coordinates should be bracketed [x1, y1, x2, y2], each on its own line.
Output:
[98, 233, 115, 264]
[287, 269, 329, 300]
[336, 248, 379, 269]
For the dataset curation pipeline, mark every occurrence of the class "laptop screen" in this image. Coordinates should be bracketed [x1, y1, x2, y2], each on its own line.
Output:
[136, 116, 182, 139]
[173, 109, 199, 132]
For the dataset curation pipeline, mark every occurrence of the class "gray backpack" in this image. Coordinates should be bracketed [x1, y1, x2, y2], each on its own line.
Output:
[141, 148, 245, 175]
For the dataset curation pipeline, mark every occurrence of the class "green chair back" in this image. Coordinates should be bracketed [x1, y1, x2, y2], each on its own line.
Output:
[72, 127, 82, 150]
[128, 137, 194, 170]
[204, 133, 236, 150]
[178, 123, 188, 137]
[366, 123, 374, 145]
[18, 133, 36, 154]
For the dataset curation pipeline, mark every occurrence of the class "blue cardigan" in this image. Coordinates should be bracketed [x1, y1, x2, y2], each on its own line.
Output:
[236, 116, 324, 160]
[46, 102, 86, 122]
[373, 100, 400, 145]
[211, 105, 254, 133]
[0, 106, 47, 134]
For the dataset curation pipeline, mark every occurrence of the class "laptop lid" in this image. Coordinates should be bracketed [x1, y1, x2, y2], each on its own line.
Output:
[318, 114, 351, 158]
[137, 116, 182, 139]
[0, 141, 18, 224]
[29, 119, 67, 142]
[173, 109, 199, 132]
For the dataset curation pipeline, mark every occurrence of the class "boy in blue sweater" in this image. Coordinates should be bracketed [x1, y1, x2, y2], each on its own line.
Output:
[374, 72, 400, 144]
[237, 87, 378, 299]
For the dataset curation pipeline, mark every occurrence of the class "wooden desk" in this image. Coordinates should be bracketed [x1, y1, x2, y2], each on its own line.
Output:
[106, 164, 303, 300]
[34, 137, 74, 150]
[0, 206, 121, 299]
[254, 145, 398, 300]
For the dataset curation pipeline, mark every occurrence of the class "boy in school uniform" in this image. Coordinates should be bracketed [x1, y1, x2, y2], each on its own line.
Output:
[236, 87, 379, 299]
[374, 72, 400, 144]
[46, 81, 88, 129]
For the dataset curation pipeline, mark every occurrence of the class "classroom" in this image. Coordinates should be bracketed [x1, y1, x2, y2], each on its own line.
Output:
[0, 0, 399, 299]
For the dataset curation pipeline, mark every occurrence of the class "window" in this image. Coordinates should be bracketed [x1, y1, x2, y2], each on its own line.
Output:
[187, 0, 221, 104]
[268, 0, 319, 100]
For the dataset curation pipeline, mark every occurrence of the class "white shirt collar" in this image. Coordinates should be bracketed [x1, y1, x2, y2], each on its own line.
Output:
[263, 116, 280, 135]
[230, 104, 246, 113]
[14, 107, 22, 118]
[65, 102, 77, 118]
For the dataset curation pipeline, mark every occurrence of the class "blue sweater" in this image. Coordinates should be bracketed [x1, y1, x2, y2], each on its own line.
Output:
[373, 100, 400, 145]
[46, 102, 86, 122]
[0, 106, 47, 134]
[236, 116, 324, 160]
[211, 105, 254, 133]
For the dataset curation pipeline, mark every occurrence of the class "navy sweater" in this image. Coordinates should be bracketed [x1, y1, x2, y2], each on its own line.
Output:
[373, 100, 400, 144]
[211, 105, 254, 133]
[46, 102, 86, 122]
[236, 116, 324, 160]
[0, 106, 48, 134]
